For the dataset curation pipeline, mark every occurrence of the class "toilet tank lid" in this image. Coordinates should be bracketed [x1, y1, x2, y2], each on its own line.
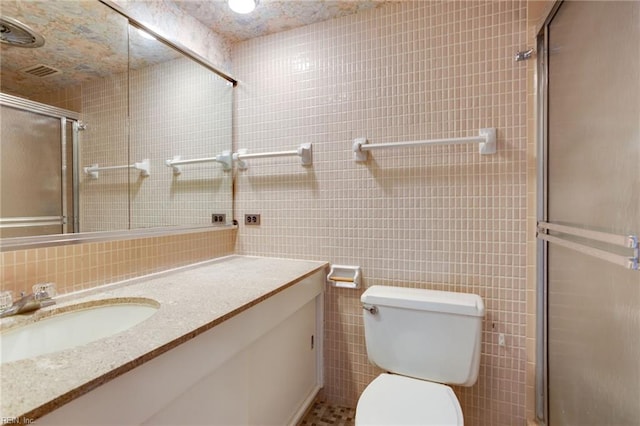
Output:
[361, 286, 485, 317]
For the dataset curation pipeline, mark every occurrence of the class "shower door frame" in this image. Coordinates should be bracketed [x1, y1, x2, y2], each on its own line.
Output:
[536, 1, 640, 424]
[535, 1, 562, 424]
[0, 93, 81, 234]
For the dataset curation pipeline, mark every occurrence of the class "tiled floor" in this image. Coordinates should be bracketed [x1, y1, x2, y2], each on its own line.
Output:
[299, 400, 356, 426]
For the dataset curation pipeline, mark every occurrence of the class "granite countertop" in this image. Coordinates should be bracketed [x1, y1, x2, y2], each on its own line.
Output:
[0, 255, 327, 423]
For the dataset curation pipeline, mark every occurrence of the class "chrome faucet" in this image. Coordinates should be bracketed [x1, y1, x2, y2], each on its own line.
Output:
[0, 284, 56, 318]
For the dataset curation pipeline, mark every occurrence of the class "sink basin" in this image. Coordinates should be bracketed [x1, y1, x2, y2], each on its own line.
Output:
[0, 298, 159, 363]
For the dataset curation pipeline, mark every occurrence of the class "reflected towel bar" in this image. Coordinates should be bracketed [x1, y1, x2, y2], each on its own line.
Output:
[234, 143, 312, 170]
[353, 128, 496, 162]
[0, 216, 65, 229]
[165, 151, 232, 175]
[537, 221, 639, 270]
[84, 159, 150, 179]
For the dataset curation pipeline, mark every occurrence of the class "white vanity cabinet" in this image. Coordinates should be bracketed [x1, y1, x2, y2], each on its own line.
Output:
[38, 270, 324, 426]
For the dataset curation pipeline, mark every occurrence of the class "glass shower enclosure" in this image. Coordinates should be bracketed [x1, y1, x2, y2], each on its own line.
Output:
[0, 94, 80, 238]
[537, 1, 640, 425]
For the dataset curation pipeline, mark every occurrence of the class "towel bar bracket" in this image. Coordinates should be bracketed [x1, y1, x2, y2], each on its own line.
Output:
[479, 128, 497, 154]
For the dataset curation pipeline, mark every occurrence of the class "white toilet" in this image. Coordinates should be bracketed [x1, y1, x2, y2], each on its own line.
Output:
[356, 285, 485, 425]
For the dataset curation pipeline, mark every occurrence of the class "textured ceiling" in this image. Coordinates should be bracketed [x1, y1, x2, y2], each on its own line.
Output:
[0, 0, 385, 100]
[1, 0, 180, 99]
[169, 0, 388, 43]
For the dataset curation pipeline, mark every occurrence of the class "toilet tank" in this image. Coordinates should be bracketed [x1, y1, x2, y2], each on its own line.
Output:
[361, 286, 485, 387]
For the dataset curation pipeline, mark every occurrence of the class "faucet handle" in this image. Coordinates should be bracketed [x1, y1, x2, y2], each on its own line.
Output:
[33, 282, 56, 299]
[0, 291, 13, 310]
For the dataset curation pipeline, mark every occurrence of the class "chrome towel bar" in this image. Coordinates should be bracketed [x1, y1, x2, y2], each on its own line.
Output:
[538, 221, 637, 249]
[537, 221, 638, 270]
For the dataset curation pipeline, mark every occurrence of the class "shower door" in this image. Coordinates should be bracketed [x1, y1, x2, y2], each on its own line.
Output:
[0, 100, 77, 237]
[540, 1, 640, 425]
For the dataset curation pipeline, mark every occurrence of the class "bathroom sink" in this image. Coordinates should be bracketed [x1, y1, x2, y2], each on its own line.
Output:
[0, 298, 159, 363]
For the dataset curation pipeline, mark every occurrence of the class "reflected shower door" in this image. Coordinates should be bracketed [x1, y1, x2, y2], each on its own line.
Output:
[0, 105, 64, 237]
[546, 1, 640, 425]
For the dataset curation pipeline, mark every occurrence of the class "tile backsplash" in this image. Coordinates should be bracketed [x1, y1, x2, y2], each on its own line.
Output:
[233, 1, 528, 425]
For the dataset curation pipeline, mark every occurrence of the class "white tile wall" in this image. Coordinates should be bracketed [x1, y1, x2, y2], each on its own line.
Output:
[232, 1, 528, 424]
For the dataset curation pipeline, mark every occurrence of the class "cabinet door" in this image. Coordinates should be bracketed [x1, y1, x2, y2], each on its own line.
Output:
[248, 299, 318, 425]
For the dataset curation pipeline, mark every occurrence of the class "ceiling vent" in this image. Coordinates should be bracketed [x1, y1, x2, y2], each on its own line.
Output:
[19, 64, 61, 78]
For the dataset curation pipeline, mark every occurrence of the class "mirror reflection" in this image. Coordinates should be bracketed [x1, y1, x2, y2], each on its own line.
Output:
[0, 0, 233, 240]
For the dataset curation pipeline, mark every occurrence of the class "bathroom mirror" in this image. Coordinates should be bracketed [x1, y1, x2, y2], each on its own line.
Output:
[0, 0, 234, 245]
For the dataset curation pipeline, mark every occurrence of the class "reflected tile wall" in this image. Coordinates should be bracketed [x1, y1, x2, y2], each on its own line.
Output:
[80, 74, 129, 232]
[32, 87, 83, 113]
[233, 1, 528, 425]
[79, 57, 233, 232]
[0, 228, 236, 297]
[128, 58, 233, 229]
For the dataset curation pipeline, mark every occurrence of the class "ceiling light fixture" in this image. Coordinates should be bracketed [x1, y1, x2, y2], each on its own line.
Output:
[228, 0, 258, 14]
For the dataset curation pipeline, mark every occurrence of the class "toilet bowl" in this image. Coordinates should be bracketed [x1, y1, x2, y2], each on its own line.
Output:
[356, 374, 463, 425]
[355, 286, 485, 425]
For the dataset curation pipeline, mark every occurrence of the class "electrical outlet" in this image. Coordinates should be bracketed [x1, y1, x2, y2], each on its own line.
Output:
[244, 214, 261, 225]
[211, 214, 226, 224]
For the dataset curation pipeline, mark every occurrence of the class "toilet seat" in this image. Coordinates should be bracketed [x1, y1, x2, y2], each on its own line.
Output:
[355, 373, 463, 425]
